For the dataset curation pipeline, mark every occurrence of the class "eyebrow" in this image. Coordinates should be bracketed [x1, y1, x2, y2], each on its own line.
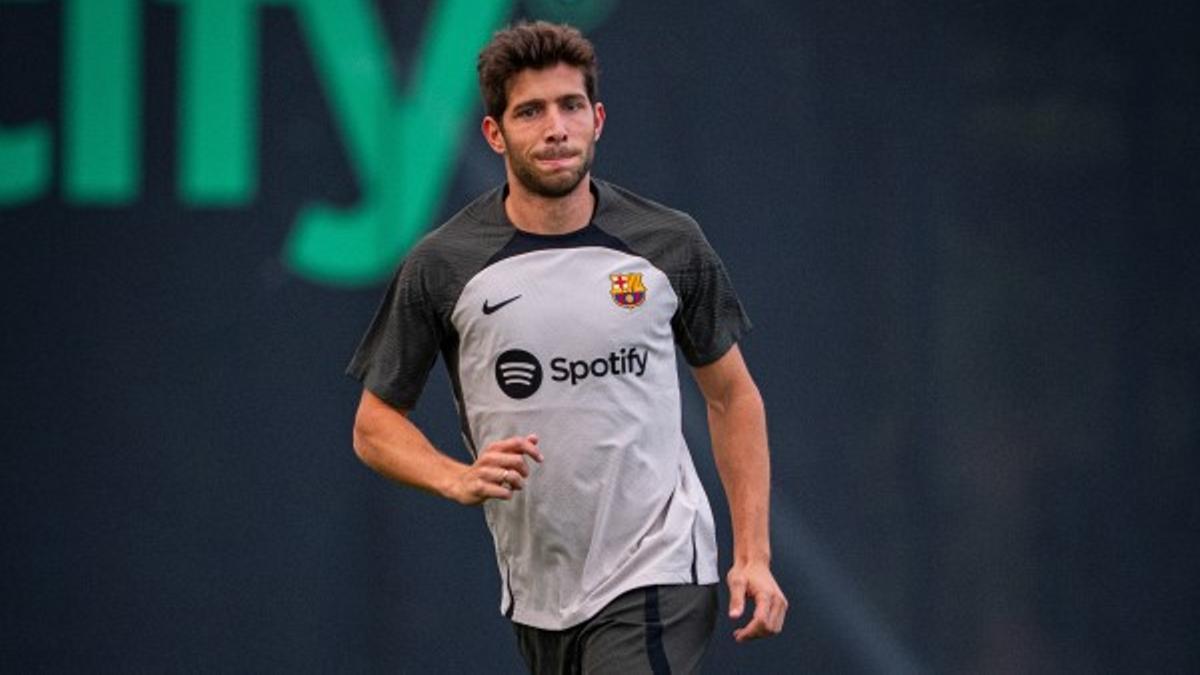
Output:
[510, 93, 588, 112]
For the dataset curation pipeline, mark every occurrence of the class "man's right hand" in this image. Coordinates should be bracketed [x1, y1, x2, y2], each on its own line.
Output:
[447, 434, 543, 505]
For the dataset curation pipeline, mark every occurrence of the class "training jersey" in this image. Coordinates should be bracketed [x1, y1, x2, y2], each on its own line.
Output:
[347, 179, 751, 630]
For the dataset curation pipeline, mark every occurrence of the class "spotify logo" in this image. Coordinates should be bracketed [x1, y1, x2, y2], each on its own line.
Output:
[495, 349, 543, 399]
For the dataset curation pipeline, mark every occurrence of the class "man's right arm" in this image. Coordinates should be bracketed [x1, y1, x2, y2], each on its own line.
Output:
[351, 388, 542, 505]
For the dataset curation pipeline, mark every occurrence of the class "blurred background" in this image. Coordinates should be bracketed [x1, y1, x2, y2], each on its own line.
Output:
[2, 0, 1197, 672]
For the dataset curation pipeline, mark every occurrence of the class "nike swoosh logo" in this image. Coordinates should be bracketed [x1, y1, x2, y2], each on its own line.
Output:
[482, 294, 522, 315]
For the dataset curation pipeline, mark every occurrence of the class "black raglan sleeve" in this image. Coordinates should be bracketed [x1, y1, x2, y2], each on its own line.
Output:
[345, 255, 444, 410]
[670, 216, 753, 367]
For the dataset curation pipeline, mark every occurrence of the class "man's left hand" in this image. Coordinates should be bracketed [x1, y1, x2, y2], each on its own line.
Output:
[727, 561, 788, 642]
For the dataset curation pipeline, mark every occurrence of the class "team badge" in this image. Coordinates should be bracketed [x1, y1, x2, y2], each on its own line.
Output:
[609, 272, 647, 309]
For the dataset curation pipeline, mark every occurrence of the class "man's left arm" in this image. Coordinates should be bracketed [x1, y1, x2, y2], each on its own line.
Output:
[692, 344, 788, 642]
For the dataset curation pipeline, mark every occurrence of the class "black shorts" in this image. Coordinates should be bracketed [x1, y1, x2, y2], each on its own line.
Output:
[512, 584, 718, 675]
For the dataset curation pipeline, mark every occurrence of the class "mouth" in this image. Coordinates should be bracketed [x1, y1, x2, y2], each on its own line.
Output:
[534, 158, 578, 173]
[533, 149, 579, 165]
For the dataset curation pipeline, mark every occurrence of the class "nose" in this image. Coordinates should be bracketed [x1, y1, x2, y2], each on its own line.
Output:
[543, 106, 568, 143]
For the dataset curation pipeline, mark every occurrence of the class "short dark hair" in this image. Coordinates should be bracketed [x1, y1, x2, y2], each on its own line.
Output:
[477, 21, 599, 121]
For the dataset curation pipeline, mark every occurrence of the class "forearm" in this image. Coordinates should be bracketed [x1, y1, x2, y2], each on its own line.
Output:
[708, 384, 771, 565]
[352, 393, 469, 500]
[694, 348, 787, 640]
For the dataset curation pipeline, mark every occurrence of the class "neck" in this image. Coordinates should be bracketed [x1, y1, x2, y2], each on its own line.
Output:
[504, 176, 594, 235]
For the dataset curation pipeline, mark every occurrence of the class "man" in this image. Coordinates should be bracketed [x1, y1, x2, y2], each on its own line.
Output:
[348, 21, 786, 674]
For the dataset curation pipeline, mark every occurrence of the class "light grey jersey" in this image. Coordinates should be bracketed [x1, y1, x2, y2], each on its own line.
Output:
[348, 180, 751, 630]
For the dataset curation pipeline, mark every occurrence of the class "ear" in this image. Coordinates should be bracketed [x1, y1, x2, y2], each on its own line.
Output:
[592, 102, 606, 141]
[481, 116, 506, 155]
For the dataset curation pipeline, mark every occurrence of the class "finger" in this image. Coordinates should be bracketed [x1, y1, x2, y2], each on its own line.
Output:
[731, 613, 751, 641]
[727, 575, 747, 619]
[502, 469, 526, 491]
[768, 607, 785, 635]
[476, 449, 524, 472]
[768, 593, 788, 633]
[495, 453, 533, 478]
[751, 591, 773, 628]
[733, 614, 771, 642]
[734, 593, 777, 642]
[484, 436, 544, 463]
[489, 466, 508, 484]
[513, 435, 543, 462]
[490, 466, 528, 491]
[748, 594, 774, 639]
[732, 616, 763, 642]
[479, 483, 513, 501]
[503, 434, 542, 462]
[478, 453, 534, 481]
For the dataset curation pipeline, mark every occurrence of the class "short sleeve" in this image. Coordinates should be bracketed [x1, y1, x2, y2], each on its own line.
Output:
[670, 224, 753, 367]
[345, 259, 444, 410]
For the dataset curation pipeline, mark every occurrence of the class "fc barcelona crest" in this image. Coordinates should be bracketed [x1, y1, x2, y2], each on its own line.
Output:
[610, 272, 647, 309]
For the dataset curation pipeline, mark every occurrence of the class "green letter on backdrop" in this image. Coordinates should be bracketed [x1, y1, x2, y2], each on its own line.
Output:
[0, 121, 50, 204]
[64, 0, 142, 202]
[0, 0, 50, 205]
[0, 0, 628, 286]
[281, 0, 512, 286]
[167, 0, 260, 204]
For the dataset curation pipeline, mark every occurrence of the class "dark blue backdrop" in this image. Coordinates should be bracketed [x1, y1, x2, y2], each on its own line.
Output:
[3, 1, 1197, 672]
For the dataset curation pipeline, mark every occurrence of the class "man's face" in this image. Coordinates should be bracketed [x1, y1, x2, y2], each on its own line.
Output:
[483, 63, 605, 198]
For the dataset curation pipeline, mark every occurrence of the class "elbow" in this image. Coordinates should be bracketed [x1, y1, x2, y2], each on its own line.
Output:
[351, 390, 411, 470]
[736, 386, 766, 422]
[708, 379, 764, 418]
[351, 411, 378, 467]
[744, 381, 765, 413]
[351, 422, 368, 464]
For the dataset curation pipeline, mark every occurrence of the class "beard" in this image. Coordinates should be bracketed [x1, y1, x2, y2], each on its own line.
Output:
[507, 140, 595, 199]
